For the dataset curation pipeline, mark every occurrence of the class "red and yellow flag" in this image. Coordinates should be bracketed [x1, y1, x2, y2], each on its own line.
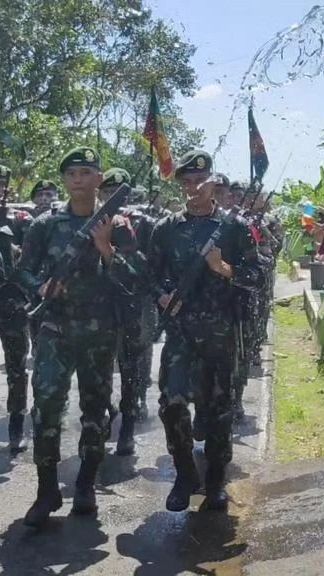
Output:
[143, 88, 174, 180]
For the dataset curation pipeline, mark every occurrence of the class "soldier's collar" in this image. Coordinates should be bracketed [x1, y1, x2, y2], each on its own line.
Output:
[176, 205, 221, 224]
[65, 200, 100, 217]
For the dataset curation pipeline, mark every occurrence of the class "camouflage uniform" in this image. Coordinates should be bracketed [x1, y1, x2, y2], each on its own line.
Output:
[253, 214, 276, 353]
[0, 233, 29, 415]
[149, 202, 263, 509]
[99, 169, 154, 450]
[19, 202, 138, 466]
[122, 205, 157, 418]
[30, 180, 60, 219]
[0, 165, 32, 451]
[28, 182, 61, 357]
[112, 249, 150, 420]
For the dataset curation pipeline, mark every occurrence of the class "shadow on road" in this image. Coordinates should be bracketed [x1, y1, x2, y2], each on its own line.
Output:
[0, 447, 14, 485]
[117, 509, 246, 575]
[0, 414, 33, 445]
[233, 414, 263, 441]
[0, 515, 109, 576]
[139, 454, 174, 484]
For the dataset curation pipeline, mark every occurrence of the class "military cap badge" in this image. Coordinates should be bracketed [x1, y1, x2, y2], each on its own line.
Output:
[197, 156, 206, 169]
[85, 149, 95, 162]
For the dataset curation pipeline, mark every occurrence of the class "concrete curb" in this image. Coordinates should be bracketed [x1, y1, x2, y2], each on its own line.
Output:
[304, 288, 324, 359]
[258, 318, 275, 460]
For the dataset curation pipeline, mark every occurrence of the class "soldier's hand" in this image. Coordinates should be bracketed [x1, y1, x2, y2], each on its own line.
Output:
[91, 215, 115, 261]
[38, 278, 67, 298]
[158, 291, 182, 316]
[205, 247, 233, 279]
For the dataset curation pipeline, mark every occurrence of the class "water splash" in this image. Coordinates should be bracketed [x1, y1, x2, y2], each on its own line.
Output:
[214, 5, 324, 156]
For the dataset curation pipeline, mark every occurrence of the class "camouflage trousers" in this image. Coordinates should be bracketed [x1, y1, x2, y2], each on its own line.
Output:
[136, 297, 157, 400]
[159, 330, 234, 469]
[233, 356, 249, 404]
[0, 323, 29, 414]
[31, 321, 116, 466]
[107, 296, 157, 417]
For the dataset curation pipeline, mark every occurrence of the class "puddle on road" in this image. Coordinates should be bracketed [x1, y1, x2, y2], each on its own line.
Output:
[130, 478, 256, 576]
[198, 557, 244, 576]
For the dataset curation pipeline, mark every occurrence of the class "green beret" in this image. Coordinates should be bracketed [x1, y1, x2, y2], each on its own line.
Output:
[212, 173, 230, 188]
[59, 147, 101, 174]
[30, 180, 58, 200]
[175, 150, 213, 179]
[100, 168, 131, 188]
[129, 185, 147, 204]
[0, 165, 11, 181]
[230, 180, 246, 192]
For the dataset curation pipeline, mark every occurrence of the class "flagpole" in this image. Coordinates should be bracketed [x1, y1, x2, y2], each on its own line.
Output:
[149, 138, 154, 196]
[249, 105, 254, 187]
[250, 147, 254, 187]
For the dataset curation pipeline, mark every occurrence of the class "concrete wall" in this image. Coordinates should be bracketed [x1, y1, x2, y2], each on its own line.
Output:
[304, 289, 324, 359]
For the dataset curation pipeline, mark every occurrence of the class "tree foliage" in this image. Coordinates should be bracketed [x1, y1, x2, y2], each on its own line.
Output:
[0, 0, 202, 198]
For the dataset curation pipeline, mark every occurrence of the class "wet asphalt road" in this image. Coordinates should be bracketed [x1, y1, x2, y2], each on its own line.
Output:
[0, 273, 312, 576]
[0, 332, 272, 576]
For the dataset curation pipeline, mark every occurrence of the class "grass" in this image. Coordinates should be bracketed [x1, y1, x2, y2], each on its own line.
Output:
[274, 296, 324, 462]
[276, 258, 291, 275]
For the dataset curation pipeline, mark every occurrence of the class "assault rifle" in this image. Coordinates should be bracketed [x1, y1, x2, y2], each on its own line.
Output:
[155, 180, 248, 338]
[251, 190, 277, 233]
[28, 183, 131, 319]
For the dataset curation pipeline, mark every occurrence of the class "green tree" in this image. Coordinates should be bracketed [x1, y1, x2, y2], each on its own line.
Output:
[0, 0, 200, 198]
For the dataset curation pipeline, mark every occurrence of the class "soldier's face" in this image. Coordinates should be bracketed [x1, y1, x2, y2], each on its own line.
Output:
[244, 194, 254, 210]
[179, 172, 212, 200]
[214, 185, 230, 208]
[226, 189, 244, 210]
[253, 194, 266, 212]
[34, 188, 58, 209]
[63, 166, 102, 201]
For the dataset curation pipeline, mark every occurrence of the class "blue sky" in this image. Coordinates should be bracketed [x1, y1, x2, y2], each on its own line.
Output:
[150, 0, 324, 189]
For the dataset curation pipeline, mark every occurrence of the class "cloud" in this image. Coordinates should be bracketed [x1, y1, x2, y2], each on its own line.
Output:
[194, 84, 223, 100]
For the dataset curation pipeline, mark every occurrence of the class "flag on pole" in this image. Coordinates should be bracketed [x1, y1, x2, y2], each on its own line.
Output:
[248, 107, 269, 183]
[143, 88, 174, 180]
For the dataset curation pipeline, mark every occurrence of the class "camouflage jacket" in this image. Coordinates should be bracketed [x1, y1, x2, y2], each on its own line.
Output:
[264, 212, 284, 258]
[121, 206, 155, 256]
[18, 202, 147, 327]
[148, 207, 264, 336]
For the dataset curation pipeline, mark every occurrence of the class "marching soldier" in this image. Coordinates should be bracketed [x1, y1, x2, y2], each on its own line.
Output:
[99, 168, 152, 454]
[19, 147, 142, 527]
[30, 180, 60, 217]
[148, 150, 263, 511]
[0, 166, 30, 453]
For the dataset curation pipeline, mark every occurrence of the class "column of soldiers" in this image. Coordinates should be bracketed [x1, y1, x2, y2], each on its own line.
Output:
[0, 146, 282, 527]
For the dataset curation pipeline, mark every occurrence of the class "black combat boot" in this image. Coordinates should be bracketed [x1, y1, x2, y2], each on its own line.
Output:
[8, 412, 27, 454]
[166, 453, 200, 512]
[24, 464, 62, 527]
[72, 455, 99, 515]
[116, 415, 135, 456]
[205, 466, 229, 511]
